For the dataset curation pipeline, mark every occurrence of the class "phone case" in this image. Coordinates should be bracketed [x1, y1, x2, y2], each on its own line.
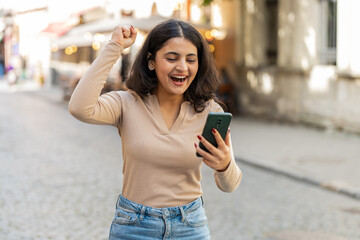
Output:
[196, 112, 232, 157]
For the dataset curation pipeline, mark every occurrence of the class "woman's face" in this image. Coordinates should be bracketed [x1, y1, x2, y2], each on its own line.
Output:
[151, 37, 199, 98]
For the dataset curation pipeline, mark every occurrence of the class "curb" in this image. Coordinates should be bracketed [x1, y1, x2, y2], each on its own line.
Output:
[235, 156, 360, 200]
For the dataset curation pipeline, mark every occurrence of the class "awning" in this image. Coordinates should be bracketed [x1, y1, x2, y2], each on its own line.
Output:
[41, 22, 75, 37]
[52, 15, 213, 49]
[53, 15, 169, 48]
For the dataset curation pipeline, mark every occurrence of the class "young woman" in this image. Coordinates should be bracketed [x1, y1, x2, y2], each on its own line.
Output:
[69, 19, 242, 240]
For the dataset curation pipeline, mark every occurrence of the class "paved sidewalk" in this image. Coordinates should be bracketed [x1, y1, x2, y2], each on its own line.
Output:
[31, 85, 360, 200]
[230, 116, 360, 200]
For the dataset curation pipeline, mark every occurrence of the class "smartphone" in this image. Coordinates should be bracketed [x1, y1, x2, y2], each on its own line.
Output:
[196, 112, 232, 157]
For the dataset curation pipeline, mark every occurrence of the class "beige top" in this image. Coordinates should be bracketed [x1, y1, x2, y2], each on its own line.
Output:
[69, 40, 242, 208]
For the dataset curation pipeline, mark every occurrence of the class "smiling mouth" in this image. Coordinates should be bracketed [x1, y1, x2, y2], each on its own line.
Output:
[170, 75, 187, 83]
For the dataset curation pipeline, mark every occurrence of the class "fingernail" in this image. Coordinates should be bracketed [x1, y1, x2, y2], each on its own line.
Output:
[197, 135, 202, 140]
[194, 143, 197, 148]
[228, 129, 230, 133]
[212, 128, 216, 133]
[131, 25, 134, 30]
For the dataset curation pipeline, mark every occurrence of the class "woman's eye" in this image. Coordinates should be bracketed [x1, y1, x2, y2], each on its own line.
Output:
[187, 59, 197, 63]
[166, 58, 176, 62]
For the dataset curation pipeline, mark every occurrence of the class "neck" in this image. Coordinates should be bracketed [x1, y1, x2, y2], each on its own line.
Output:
[155, 91, 185, 109]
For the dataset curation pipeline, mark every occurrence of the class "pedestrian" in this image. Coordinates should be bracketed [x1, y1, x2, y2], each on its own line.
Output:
[69, 19, 242, 240]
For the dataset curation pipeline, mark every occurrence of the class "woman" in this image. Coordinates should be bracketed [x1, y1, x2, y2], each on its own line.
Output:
[69, 19, 242, 240]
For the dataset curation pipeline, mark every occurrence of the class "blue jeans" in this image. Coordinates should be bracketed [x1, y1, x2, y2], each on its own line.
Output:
[108, 195, 210, 239]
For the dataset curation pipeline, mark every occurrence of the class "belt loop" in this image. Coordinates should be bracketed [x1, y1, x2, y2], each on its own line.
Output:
[200, 196, 204, 206]
[116, 195, 121, 208]
[179, 207, 186, 222]
[139, 206, 146, 221]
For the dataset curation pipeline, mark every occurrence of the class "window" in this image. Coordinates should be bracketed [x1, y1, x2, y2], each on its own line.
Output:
[266, 0, 278, 65]
[318, 0, 337, 65]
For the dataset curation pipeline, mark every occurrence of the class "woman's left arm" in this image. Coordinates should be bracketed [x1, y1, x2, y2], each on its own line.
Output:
[195, 129, 242, 192]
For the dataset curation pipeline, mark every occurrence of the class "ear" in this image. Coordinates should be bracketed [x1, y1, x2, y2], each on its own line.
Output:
[148, 60, 155, 71]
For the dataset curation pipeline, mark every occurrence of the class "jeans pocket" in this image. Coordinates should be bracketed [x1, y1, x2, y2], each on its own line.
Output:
[112, 206, 139, 225]
[184, 206, 208, 228]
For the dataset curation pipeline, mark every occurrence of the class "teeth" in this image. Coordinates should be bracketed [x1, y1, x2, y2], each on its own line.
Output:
[172, 76, 186, 82]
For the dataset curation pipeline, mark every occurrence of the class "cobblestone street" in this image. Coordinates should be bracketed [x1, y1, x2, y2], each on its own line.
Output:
[1, 91, 360, 240]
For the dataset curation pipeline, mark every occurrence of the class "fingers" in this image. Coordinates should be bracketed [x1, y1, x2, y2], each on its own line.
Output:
[212, 128, 227, 149]
[197, 135, 218, 155]
[122, 26, 131, 38]
[195, 142, 213, 159]
[224, 129, 230, 146]
[130, 25, 138, 41]
[194, 142, 230, 172]
[121, 26, 137, 39]
[195, 128, 229, 157]
[194, 129, 231, 172]
[112, 25, 137, 48]
[112, 26, 124, 40]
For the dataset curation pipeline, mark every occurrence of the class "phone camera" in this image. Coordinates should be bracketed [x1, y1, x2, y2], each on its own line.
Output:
[217, 119, 222, 128]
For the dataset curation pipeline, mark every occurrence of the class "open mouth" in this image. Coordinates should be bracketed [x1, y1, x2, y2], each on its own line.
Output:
[170, 75, 187, 83]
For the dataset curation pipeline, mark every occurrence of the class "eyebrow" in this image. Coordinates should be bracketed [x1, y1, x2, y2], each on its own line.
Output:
[164, 52, 197, 57]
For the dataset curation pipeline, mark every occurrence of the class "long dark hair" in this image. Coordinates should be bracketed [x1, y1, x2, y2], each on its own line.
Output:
[126, 19, 222, 112]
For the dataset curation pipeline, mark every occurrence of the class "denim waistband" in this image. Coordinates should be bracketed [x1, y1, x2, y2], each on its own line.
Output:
[116, 195, 203, 219]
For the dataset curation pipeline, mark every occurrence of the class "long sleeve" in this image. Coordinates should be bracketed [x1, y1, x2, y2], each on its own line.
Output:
[214, 136, 242, 192]
[208, 103, 242, 192]
[68, 40, 124, 126]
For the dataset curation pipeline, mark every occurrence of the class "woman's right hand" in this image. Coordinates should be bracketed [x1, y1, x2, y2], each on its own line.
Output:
[111, 25, 138, 49]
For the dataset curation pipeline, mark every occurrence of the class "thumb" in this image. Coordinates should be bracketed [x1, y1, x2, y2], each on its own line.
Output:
[130, 26, 138, 42]
[224, 129, 231, 146]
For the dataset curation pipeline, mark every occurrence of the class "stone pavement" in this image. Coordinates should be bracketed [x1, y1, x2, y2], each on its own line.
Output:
[30, 85, 360, 200]
[230, 115, 360, 200]
[2, 83, 360, 240]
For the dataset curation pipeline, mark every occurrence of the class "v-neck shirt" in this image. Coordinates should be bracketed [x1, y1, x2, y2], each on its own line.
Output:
[147, 94, 188, 134]
[69, 40, 242, 208]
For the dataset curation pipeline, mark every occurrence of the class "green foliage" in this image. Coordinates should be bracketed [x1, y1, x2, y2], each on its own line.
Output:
[202, 0, 214, 6]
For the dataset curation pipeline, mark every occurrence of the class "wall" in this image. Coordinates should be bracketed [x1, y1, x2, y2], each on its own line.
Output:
[237, 66, 360, 134]
[277, 0, 318, 70]
[232, 0, 360, 134]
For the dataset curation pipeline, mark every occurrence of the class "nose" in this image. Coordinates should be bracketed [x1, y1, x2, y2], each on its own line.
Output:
[175, 58, 188, 71]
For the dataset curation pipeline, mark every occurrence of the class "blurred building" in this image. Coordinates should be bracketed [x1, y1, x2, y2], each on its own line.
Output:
[47, 5, 176, 100]
[2, 0, 360, 134]
[46, 1, 220, 100]
[225, 0, 360, 134]
[0, 5, 51, 85]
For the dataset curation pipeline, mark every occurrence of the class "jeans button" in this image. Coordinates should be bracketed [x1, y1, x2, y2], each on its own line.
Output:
[164, 210, 169, 216]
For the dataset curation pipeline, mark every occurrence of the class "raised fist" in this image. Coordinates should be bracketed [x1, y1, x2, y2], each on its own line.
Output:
[111, 25, 138, 49]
